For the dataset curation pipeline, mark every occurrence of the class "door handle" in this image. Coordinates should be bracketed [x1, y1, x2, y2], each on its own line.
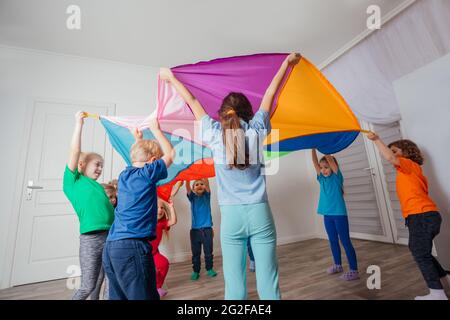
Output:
[26, 180, 44, 200]
[27, 186, 44, 190]
[363, 167, 376, 176]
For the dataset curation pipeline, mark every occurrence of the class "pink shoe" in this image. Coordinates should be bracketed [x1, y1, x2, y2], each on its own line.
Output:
[327, 265, 343, 274]
[157, 288, 167, 297]
[340, 270, 360, 281]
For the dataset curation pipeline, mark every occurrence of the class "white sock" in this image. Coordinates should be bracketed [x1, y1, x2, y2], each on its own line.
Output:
[415, 288, 448, 300]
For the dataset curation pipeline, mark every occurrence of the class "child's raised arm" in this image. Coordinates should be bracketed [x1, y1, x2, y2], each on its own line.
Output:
[68, 111, 87, 172]
[203, 178, 211, 193]
[130, 127, 143, 142]
[260, 53, 301, 114]
[171, 181, 184, 199]
[160, 68, 207, 121]
[185, 180, 192, 195]
[367, 132, 400, 166]
[149, 118, 176, 168]
[325, 155, 339, 174]
[311, 149, 321, 175]
[166, 201, 177, 227]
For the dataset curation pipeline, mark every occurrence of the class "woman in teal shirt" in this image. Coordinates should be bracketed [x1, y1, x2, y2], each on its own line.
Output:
[159, 53, 301, 299]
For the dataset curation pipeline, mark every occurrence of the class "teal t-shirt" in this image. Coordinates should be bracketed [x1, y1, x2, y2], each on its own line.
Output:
[317, 170, 347, 216]
[63, 166, 114, 234]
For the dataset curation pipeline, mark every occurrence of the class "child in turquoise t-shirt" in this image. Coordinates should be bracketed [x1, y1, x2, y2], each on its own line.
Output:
[312, 149, 359, 281]
[172, 179, 217, 281]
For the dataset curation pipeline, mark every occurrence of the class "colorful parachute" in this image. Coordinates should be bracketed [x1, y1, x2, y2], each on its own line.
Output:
[99, 53, 363, 200]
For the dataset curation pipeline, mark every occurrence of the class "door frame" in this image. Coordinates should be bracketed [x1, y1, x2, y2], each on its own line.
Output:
[2, 97, 115, 289]
[347, 121, 396, 243]
[368, 121, 409, 246]
[364, 121, 399, 244]
[396, 120, 409, 245]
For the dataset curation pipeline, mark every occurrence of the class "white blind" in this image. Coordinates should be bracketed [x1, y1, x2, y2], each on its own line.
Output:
[335, 134, 385, 237]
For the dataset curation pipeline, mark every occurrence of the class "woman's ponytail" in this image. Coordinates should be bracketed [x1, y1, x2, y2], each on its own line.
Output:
[219, 93, 254, 170]
[220, 109, 250, 169]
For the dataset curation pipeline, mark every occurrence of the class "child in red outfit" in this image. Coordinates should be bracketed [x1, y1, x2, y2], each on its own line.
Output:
[151, 198, 177, 297]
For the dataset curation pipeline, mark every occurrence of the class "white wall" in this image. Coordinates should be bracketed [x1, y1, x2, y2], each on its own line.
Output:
[0, 46, 318, 288]
[394, 53, 450, 269]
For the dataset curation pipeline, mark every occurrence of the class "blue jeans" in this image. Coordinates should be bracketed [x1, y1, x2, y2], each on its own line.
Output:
[324, 215, 358, 271]
[190, 227, 214, 273]
[406, 211, 447, 289]
[102, 239, 159, 300]
[220, 202, 280, 300]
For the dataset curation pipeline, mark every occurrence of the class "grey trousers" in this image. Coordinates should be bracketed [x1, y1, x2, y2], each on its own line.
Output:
[72, 231, 108, 300]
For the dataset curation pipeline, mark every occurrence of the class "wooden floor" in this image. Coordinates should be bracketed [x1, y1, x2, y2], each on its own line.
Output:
[0, 239, 445, 300]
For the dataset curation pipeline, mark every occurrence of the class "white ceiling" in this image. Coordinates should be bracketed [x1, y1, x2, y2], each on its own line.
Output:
[0, 0, 413, 67]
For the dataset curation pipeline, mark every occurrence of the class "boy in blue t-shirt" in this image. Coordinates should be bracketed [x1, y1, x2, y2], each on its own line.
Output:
[174, 179, 217, 280]
[102, 120, 175, 300]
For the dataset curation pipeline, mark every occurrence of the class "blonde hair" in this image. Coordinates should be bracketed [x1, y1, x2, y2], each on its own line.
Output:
[80, 152, 103, 163]
[158, 200, 171, 240]
[319, 156, 339, 168]
[130, 140, 163, 163]
[79, 152, 103, 173]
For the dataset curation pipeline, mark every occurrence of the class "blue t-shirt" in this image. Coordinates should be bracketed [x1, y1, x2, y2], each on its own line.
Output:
[107, 159, 168, 241]
[200, 109, 270, 206]
[317, 170, 347, 216]
[187, 191, 213, 229]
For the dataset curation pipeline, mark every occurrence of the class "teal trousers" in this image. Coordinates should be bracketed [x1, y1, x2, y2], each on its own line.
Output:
[220, 202, 281, 300]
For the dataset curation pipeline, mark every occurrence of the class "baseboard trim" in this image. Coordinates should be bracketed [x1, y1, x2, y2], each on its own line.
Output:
[277, 233, 317, 246]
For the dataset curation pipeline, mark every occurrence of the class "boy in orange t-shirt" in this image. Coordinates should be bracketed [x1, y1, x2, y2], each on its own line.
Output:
[368, 133, 448, 300]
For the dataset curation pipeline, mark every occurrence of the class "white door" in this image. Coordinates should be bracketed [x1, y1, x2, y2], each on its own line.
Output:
[11, 99, 114, 286]
[334, 128, 395, 243]
[371, 122, 408, 245]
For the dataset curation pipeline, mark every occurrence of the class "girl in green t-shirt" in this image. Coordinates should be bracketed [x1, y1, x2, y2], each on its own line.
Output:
[63, 111, 114, 300]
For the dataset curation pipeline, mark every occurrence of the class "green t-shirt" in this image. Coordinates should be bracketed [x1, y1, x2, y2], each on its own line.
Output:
[63, 165, 114, 234]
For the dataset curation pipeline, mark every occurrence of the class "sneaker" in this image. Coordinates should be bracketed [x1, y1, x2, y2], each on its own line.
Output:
[340, 270, 360, 281]
[327, 264, 343, 275]
[249, 261, 256, 273]
[415, 289, 448, 300]
[207, 269, 217, 277]
[157, 288, 167, 297]
[191, 272, 200, 281]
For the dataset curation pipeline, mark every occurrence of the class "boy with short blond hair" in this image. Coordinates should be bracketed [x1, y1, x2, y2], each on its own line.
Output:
[102, 119, 175, 300]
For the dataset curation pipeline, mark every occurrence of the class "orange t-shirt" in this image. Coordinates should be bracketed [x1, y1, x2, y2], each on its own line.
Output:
[395, 157, 438, 218]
